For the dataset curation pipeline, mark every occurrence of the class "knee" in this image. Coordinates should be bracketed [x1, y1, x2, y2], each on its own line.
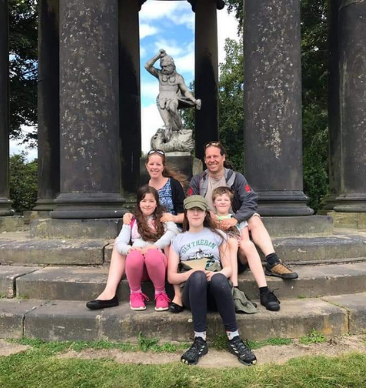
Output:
[145, 249, 165, 264]
[210, 273, 228, 289]
[240, 240, 255, 252]
[190, 271, 207, 288]
[126, 250, 144, 268]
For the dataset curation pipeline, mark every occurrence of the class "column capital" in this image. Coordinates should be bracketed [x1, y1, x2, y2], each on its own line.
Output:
[187, 0, 225, 12]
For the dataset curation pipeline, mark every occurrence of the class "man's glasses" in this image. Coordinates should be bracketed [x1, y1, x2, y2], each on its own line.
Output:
[204, 141, 221, 149]
[147, 149, 165, 156]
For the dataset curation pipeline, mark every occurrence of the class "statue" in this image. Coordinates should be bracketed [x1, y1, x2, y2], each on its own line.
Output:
[145, 49, 201, 147]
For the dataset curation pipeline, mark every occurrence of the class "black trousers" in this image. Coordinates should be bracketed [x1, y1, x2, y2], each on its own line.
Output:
[182, 271, 237, 333]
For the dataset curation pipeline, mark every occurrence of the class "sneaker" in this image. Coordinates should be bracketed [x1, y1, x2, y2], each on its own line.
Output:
[181, 337, 208, 365]
[265, 262, 298, 280]
[227, 336, 257, 366]
[155, 292, 170, 311]
[130, 292, 149, 311]
[260, 289, 280, 311]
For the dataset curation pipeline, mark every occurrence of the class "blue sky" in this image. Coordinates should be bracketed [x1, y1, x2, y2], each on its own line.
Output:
[11, 0, 239, 159]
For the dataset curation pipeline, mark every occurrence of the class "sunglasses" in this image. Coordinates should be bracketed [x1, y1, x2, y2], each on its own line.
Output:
[147, 149, 165, 156]
[204, 141, 222, 149]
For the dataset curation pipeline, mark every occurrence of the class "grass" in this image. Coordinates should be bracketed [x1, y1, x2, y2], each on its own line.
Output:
[300, 329, 327, 345]
[1, 343, 366, 387]
[211, 334, 292, 350]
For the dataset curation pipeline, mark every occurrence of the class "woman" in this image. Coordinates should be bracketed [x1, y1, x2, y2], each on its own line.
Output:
[168, 195, 257, 366]
[86, 149, 185, 310]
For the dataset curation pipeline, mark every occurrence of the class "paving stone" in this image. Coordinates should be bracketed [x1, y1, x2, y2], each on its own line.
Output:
[0, 266, 41, 297]
[322, 293, 366, 335]
[0, 299, 44, 339]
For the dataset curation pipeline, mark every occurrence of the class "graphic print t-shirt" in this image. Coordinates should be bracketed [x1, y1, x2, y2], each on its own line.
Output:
[171, 227, 225, 271]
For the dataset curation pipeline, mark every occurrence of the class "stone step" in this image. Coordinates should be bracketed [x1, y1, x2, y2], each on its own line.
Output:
[272, 231, 366, 262]
[2, 262, 366, 303]
[1, 293, 365, 342]
[0, 233, 108, 265]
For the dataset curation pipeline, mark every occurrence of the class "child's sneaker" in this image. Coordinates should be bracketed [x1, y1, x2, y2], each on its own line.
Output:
[130, 292, 149, 311]
[181, 337, 208, 365]
[155, 292, 170, 311]
[227, 336, 257, 366]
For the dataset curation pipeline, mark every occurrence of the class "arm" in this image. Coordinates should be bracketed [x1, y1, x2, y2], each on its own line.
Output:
[115, 225, 132, 255]
[178, 77, 201, 108]
[154, 221, 179, 250]
[232, 173, 259, 223]
[167, 247, 195, 285]
[144, 50, 165, 78]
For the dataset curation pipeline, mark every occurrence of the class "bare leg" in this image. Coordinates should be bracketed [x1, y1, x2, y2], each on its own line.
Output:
[227, 237, 239, 287]
[239, 229, 267, 288]
[164, 245, 183, 306]
[247, 215, 275, 256]
[96, 242, 126, 300]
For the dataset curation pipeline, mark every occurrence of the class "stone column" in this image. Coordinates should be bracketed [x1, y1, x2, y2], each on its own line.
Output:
[0, 0, 14, 216]
[118, 0, 141, 195]
[33, 0, 60, 212]
[324, 0, 341, 211]
[332, 1, 366, 212]
[52, 0, 125, 219]
[243, 0, 313, 216]
[191, 0, 222, 160]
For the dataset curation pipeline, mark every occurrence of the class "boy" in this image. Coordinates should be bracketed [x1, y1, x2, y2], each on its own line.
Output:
[212, 187, 280, 311]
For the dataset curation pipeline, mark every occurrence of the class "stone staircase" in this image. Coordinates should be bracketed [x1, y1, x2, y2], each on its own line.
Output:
[1, 215, 366, 343]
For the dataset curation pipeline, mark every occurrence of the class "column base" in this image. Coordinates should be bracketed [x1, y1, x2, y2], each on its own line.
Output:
[257, 191, 314, 216]
[333, 193, 366, 213]
[322, 194, 338, 211]
[0, 198, 15, 216]
[51, 193, 126, 219]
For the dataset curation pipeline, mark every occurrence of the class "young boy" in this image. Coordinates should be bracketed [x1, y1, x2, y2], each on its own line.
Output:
[212, 187, 280, 311]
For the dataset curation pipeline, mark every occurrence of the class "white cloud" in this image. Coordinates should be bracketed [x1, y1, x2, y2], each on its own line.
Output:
[175, 51, 194, 76]
[141, 104, 164, 152]
[153, 39, 183, 57]
[10, 139, 37, 162]
[140, 1, 191, 25]
[141, 81, 159, 101]
[217, 8, 240, 66]
[140, 23, 159, 40]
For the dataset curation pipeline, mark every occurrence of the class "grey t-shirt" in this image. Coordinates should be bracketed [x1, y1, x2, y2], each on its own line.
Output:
[171, 227, 226, 271]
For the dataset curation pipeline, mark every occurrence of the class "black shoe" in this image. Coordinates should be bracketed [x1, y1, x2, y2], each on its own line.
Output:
[169, 302, 185, 314]
[181, 337, 208, 365]
[86, 295, 119, 310]
[260, 290, 280, 311]
[227, 336, 257, 366]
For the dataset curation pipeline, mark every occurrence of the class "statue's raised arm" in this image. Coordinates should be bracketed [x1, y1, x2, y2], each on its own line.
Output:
[145, 49, 201, 144]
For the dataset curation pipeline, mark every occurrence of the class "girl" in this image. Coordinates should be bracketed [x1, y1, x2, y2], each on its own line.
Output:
[168, 195, 257, 366]
[86, 149, 184, 310]
[212, 186, 280, 311]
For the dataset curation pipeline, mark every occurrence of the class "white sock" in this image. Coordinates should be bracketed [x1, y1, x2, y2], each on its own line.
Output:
[131, 288, 142, 294]
[155, 289, 165, 296]
[226, 330, 239, 340]
[194, 331, 207, 341]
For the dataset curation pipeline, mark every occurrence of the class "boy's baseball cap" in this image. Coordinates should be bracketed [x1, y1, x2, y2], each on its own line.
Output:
[184, 195, 209, 211]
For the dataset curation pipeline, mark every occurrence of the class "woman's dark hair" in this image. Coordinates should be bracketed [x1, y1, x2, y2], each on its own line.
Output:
[146, 151, 187, 186]
[134, 185, 165, 242]
[182, 209, 226, 243]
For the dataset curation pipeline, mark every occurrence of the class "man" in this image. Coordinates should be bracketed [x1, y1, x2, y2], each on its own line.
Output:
[187, 141, 298, 280]
[145, 49, 201, 143]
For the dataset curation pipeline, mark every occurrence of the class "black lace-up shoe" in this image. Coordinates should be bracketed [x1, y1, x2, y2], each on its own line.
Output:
[181, 337, 208, 365]
[260, 289, 280, 311]
[227, 336, 257, 366]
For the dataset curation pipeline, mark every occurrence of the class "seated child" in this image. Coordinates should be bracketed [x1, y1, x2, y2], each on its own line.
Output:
[212, 187, 280, 311]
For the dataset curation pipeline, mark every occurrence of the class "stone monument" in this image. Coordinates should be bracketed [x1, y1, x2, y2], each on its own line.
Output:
[145, 49, 201, 153]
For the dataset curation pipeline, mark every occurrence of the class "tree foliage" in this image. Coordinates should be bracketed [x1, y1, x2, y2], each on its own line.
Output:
[9, 0, 38, 145]
[9, 153, 38, 212]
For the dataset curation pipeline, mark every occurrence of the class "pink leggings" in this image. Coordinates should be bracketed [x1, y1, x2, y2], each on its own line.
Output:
[125, 249, 167, 292]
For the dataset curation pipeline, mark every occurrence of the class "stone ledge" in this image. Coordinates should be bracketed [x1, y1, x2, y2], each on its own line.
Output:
[0, 297, 350, 342]
[0, 266, 41, 297]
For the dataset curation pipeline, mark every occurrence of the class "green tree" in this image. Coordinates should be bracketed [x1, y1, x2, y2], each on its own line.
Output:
[9, 0, 38, 145]
[9, 153, 38, 212]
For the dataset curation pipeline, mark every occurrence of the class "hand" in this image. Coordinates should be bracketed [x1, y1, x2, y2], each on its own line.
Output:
[195, 99, 201, 110]
[123, 212, 133, 225]
[219, 218, 238, 230]
[159, 49, 166, 57]
[204, 270, 217, 282]
[129, 247, 142, 252]
[142, 245, 158, 254]
[160, 213, 175, 223]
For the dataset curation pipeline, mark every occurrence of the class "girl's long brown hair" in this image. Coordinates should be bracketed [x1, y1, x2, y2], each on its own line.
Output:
[134, 185, 165, 242]
[182, 209, 226, 242]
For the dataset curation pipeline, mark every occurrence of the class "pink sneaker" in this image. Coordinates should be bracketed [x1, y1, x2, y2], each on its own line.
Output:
[130, 292, 149, 311]
[155, 292, 171, 311]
